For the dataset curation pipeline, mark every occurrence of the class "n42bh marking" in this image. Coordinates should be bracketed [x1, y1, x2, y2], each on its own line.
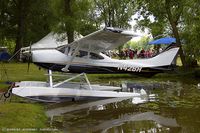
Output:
[117, 65, 142, 72]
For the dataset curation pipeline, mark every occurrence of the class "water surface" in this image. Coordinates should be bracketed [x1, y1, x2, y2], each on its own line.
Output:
[46, 81, 200, 133]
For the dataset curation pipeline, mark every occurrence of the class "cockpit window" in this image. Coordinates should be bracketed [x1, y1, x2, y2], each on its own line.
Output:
[76, 50, 88, 57]
[58, 46, 104, 60]
[90, 52, 104, 60]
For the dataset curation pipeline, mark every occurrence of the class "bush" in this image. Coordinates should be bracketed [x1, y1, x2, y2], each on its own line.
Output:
[195, 69, 200, 78]
[185, 57, 198, 67]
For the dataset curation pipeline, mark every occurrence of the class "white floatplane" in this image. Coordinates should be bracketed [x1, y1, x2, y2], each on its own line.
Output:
[10, 27, 179, 102]
[20, 27, 179, 76]
[11, 72, 147, 102]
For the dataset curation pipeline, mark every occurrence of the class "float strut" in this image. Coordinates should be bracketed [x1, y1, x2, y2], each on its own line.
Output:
[48, 70, 53, 87]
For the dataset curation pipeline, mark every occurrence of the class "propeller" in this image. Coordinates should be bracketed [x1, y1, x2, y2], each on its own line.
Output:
[27, 43, 32, 73]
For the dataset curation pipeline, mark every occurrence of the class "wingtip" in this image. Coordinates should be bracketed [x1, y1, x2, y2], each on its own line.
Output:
[104, 27, 123, 33]
[104, 27, 140, 37]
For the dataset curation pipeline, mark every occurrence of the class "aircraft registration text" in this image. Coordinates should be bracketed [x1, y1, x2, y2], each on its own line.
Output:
[117, 65, 142, 72]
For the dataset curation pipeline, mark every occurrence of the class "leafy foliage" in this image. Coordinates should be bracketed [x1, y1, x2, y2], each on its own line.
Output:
[0, 0, 52, 51]
[50, 0, 96, 41]
[134, 0, 198, 66]
[94, 0, 135, 28]
[125, 36, 151, 50]
[0, 0, 200, 64]
[181, 1, 200, 60]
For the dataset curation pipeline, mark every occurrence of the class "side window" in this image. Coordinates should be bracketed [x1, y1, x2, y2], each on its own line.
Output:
[76, 50, 88, 57]
[90, 52, 104, 60]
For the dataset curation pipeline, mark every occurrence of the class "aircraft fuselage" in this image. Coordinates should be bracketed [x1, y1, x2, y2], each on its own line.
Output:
[31, 47, 179, 76]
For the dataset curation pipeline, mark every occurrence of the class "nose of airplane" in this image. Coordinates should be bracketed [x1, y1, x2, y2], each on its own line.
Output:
[31, 49, 68, 63]
[19, 47, 32, 62]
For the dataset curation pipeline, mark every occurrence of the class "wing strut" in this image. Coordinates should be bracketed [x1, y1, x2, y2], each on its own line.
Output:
[61, 42, 80, 72]
[53, 73, 92, 90]
[48, 69, 53, 87]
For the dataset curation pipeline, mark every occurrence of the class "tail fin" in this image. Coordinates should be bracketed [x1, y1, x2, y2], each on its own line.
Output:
[147, 46, 179, 67]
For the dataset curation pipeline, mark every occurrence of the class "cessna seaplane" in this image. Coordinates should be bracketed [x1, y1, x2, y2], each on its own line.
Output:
[8, 27, 179, 102]
[21, 27, 179, 75]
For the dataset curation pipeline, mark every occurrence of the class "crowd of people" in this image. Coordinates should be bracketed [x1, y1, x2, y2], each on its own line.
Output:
[105, 48, 158, 59]
[120, 48, 155, 59]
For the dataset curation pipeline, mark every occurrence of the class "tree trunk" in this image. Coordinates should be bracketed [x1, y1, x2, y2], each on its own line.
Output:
[107, 0, 112, 27]
[14, 0, 26, 58]
[170, 21, 186, 67]
[165, 0, 186, 67]
[111, 2, 115, 27]
[64, 0, 74, 43]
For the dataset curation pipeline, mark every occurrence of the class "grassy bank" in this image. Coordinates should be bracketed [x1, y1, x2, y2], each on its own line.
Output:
[0, 62, 46, 81]
[0, 63, 50, 132]
[0, 103, 48, 132]
[0, 62, 46, 91]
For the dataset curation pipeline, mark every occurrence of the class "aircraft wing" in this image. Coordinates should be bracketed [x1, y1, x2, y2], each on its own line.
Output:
[66, 27, 138, 53]
[60, 27, 138, 71]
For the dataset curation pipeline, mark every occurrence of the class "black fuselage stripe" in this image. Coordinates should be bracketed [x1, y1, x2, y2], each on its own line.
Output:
[34, 63, 170, 75]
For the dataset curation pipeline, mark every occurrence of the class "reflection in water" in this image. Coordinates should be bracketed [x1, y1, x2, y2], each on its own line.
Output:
[46, 93, 157, 118]
[46, 97, 133, 117]
[46, 94, 178, 132]
[92, 112, 179, 132]
[45, 82, 200, 133]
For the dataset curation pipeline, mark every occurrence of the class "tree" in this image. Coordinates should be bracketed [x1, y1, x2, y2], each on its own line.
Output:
[93, 0, 136, 54]
[182, 0, 200, 62]
[50, 0, 93, 43]
[135, 0, 187, 66]
[24, 0, 53, 44]
[165, 0, 186, 66]
[14, 0, 28, 53]
[0, 0, 53, 56]
[94, 0, 135, 28]
[0, 0, 10, 42]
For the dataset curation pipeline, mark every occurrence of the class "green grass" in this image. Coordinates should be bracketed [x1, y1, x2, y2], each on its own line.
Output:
[0, 103, 47, 129]
[0, 63, 51, 132]
[0, 62, 46, 81]
[0, 62, 46, 91]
